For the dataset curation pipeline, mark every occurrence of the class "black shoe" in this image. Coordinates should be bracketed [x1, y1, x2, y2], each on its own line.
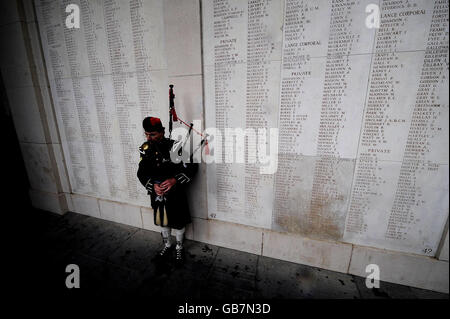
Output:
[153, 245, 173, 262]
[175, 245, 184, 267]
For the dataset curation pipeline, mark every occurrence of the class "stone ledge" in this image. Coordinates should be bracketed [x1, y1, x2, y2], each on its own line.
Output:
[29, 189, 67, 215]
[192, 218, 263, 255]
[98, 199, 143, 229]
[70, 193, 100, 218]
[349, 245, 449, 294]
[262, 229, 353, 273]
[437, 225, 449, 261]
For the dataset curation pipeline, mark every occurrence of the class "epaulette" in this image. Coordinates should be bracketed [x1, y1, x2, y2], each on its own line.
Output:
[139, 141, 150, 155]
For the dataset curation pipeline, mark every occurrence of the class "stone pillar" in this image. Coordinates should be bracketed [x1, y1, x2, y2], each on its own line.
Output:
[437, 219, 449, 262]
[0, 0, 70, 214]
[157, 0, 207, 240]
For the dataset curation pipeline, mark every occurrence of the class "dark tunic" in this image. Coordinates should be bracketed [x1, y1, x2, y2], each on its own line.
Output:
[137, 137, 197, 229]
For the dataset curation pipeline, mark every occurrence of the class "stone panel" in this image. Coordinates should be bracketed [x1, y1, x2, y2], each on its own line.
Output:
[349, 245, 449, 293]
[71, 193, 100, 218]
[98, 199, 143, 229]
[262, 229, 352, 273]
[7, 86, 47, 144]
[164, 0, 202, 76]
[192, 218, 262, 255]
[19, 142, 58, 193]
[29, 189, 67, 214]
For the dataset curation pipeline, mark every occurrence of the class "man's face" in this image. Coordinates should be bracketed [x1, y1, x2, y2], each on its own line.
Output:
[145, 130, 164, 143]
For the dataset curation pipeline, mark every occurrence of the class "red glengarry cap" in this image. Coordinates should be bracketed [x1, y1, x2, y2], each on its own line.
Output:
[143, 116, 164, 132]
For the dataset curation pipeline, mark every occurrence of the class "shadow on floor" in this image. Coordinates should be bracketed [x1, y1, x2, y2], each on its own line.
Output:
[15, 209, 449, 301]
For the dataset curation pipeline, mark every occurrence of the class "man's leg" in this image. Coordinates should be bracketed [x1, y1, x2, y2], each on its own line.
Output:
[173, 227, 185, 264]
[156, 226, 173, 259]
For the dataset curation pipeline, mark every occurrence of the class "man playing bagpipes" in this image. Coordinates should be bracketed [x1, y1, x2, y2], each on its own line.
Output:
[137, 85, 202, 266]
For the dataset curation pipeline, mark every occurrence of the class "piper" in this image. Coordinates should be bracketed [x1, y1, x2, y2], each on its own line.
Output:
[137, 114, 197, 266]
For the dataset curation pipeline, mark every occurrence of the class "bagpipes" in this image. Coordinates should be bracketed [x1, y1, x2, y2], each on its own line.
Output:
[168, 84, 209, 160]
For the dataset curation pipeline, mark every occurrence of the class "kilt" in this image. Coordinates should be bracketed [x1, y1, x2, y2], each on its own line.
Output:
[150, 183, 191, 229]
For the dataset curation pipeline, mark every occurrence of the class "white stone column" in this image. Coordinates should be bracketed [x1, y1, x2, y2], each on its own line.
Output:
[0, 0, 71, 214]
[160, 0, 207, 240]
[437, 219, 449, 262]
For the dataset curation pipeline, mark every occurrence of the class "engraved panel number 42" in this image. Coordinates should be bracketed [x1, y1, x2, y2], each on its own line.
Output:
[423, 248, 433, 254]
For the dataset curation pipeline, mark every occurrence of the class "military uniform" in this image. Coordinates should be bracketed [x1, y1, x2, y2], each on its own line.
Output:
[137, 137, 197, 230]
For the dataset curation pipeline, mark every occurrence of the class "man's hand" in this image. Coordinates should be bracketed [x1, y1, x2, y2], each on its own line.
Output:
[160, 178, 176, 193]
[154, 183, 165, 196]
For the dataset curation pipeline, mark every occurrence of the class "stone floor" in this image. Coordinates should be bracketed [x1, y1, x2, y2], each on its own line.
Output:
[21, 209, 449, 300]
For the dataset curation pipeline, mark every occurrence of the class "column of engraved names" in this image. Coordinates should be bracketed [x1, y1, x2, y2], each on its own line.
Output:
[213, 0, 244, 214]
[81, 0, 119, 197]
[386, 0, 449, 241]
[273, 0, 315, 231]
[309, 0, 362, 239]
[131, 0, 156, 120]
[103, 0, 139, 199]
[40, 1, 87, 190]
[245, 0, 272, 219]
[346, 0, 427, 235]
[61, 0, 100, 194]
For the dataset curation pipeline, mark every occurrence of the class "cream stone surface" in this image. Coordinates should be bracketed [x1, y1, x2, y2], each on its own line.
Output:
[7, 86, 46, 144]
[0, 23, 28, 68]
[349, 245, 449, 293]
[262, 230, 353, 273]
[48, 143, 70, 193]
[26, 21, 51, 85]
[202, 0, 284, 66]
[98, 200, 143, 229]
[22, 20, 62, 145]
[202, 0, 449, 258]
[19, 142, 57, 193]
[37, 83, 61, 145]
[438, 230, 449, 261]
[184, 223, 194, 240]
[29, 189, 67, 215]
[64, 192, 74, 212]
[204, 60, 280, 230]
[1, 66, 34, 89]
[344, 162, 449, 256]
[272, 156, 356, 242]
[192, 218, 262, 255]
[71, 193, 100, 218]
[164, 0, 202, 76]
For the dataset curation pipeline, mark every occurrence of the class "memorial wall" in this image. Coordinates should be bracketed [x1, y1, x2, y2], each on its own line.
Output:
[32, 0, 448, 262]
[203, 0, 449, 257]
[35, 0, 169, 209]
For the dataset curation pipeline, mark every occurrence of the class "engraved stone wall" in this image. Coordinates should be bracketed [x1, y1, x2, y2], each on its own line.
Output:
[203, 0, 449, 256]
[34, 0, 449, 257]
